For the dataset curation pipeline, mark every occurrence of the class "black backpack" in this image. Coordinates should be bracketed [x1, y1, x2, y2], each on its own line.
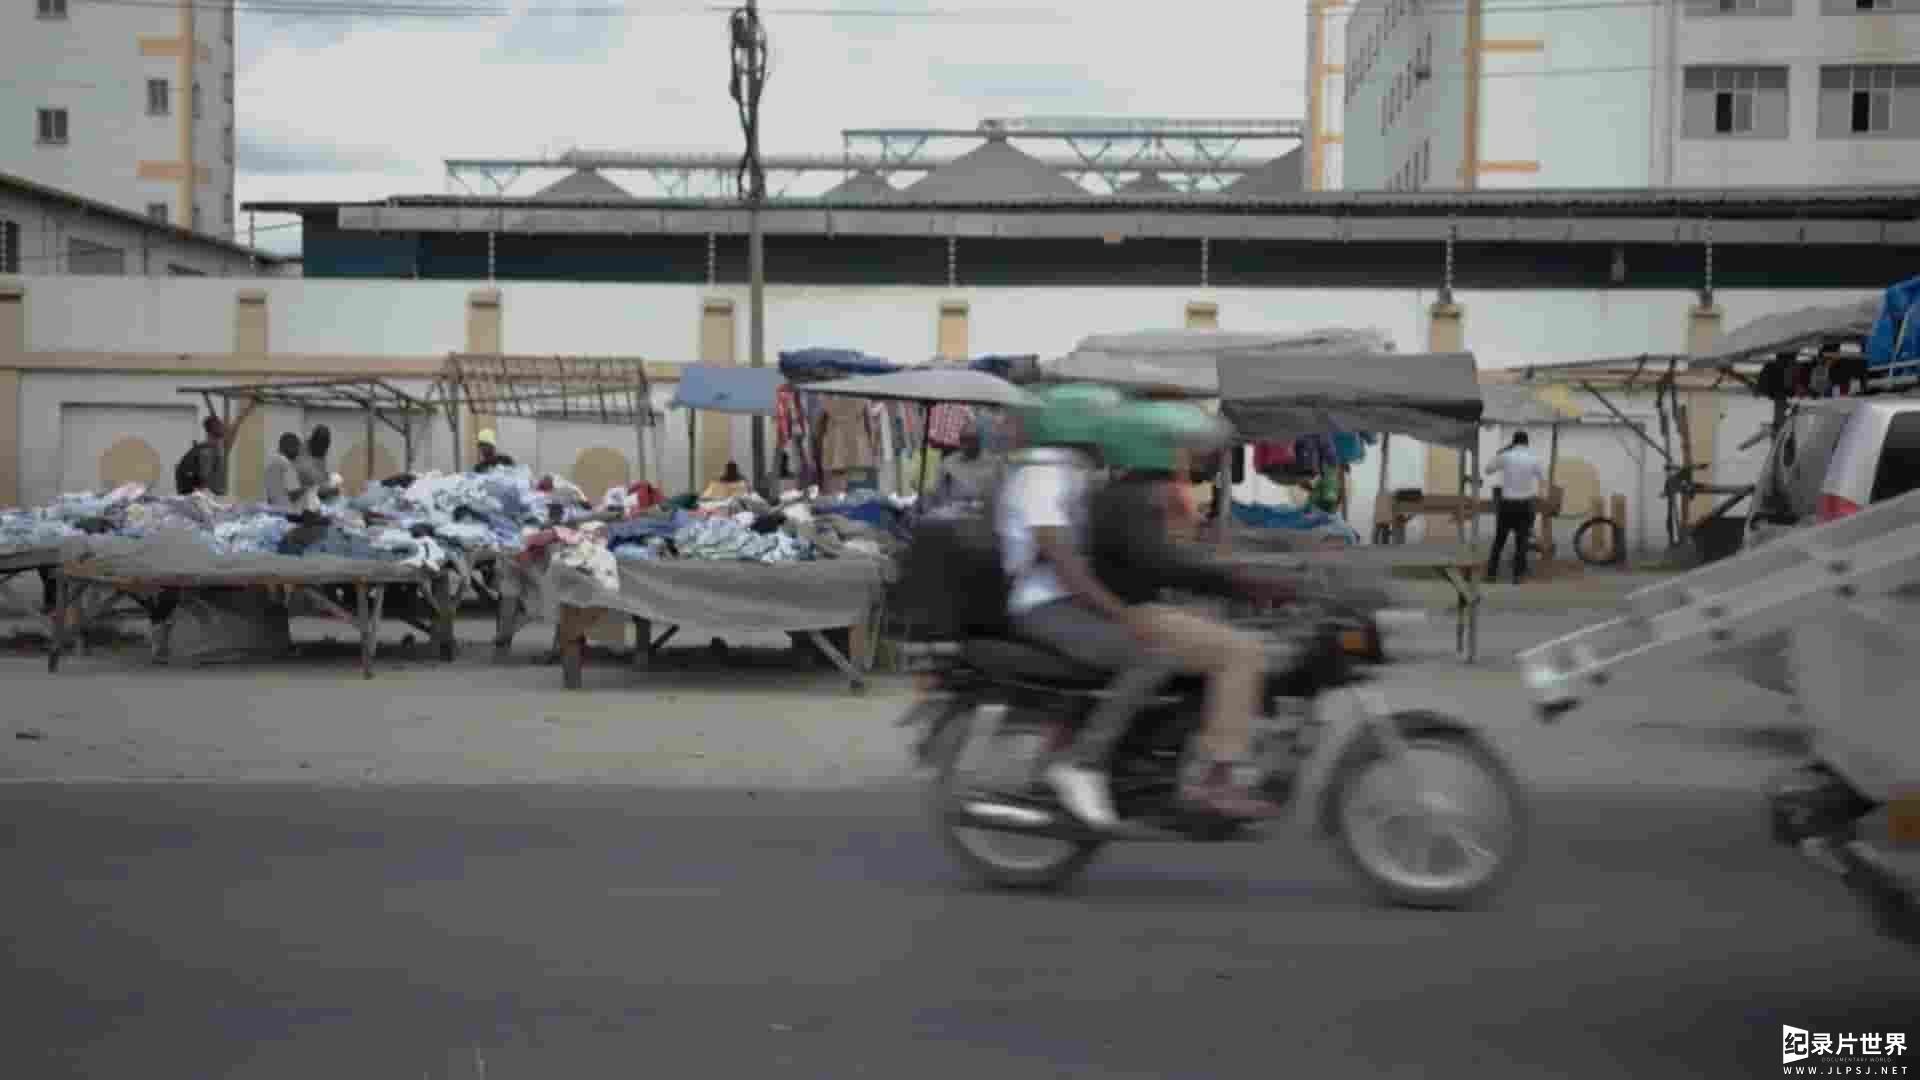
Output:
[895, 510, 1011, 640]
[174, 445, 202, 495]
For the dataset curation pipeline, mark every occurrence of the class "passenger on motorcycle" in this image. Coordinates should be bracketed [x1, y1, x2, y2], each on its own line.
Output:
[999, 388, 1290, 826]
[1079, 399, 1296, 821]
[995, 383, 1139, 822]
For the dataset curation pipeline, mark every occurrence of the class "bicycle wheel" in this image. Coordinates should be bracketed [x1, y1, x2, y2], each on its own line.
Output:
[1572, 517, 1619, 567]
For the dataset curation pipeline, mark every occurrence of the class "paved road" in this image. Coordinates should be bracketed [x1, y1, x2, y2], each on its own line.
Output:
[3, 783, 1913, 1080]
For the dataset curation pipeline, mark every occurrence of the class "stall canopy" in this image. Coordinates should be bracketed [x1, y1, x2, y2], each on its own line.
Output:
[778, 348, 903, 380]
[1695, 298, 1881, 370]
[1048, 328, 1395, 397]
[800, 368, 1038, 409]
[670, 365, 783, 415]
[1218, 349, 1484, 448]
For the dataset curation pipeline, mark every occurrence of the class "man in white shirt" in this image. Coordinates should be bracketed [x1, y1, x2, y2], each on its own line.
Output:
[1483, 431, 1547, 583]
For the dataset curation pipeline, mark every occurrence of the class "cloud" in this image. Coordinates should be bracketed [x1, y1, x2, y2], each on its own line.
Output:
[237, 130, 418, 177]
[233, 0, 1310, 218]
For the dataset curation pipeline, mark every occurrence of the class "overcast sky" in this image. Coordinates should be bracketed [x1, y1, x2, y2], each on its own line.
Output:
[234, 0, 1309, 249]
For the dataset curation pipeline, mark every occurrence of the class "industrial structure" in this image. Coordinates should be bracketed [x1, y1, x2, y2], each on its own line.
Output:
[247, 185, 1920, 292]
[443, 117, 1307, 201]
[1337, 0, 1920, 192]
[3, 0, 238, 233]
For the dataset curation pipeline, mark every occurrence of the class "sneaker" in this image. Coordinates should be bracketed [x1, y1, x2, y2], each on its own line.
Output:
[1045, 762, 1119, 829]
[1182, 762, 1284, 820]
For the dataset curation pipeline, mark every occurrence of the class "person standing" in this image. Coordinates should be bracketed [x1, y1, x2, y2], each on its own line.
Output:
[473, 429, 516, 474]
[174, 415, 229, 496]
[263, 433, 307, 510]
[296, 425, 337, 503]
[1483, 431, 1547, 584]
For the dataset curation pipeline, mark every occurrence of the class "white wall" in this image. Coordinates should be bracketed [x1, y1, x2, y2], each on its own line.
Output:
[0, 2, 237, 229]
[1672, 6, 1920, 186]
[0, 185, 272, 280]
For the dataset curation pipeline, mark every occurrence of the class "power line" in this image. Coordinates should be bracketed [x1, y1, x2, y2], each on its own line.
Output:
[55, 0, 1720, 19]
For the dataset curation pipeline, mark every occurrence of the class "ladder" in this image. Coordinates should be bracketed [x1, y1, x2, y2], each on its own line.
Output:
[1518, 486, 1920, 712]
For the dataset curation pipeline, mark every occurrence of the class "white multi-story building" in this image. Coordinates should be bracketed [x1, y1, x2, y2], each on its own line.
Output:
[1336, 0, 1920, 191]
[2, 0, 236, 234]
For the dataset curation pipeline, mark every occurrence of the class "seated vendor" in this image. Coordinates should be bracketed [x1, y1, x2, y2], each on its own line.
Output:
[473, 429, 517, 474]
[701, 461, 752, 501]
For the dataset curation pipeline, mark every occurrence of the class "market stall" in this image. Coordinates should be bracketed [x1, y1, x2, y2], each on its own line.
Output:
[1048, 327, 1406, 550]
[1217, 343, 1496, 661]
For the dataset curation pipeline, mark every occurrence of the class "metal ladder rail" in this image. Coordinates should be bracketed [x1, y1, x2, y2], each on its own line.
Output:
[1519, 489, 1920, 706]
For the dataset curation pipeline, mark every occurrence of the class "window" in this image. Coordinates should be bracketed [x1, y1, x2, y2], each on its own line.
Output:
[1871, 413, 1920, 504]
[66, 237, 125, 276]
[223, 71, 233, 103]
[36, 0, 66, 18]
[1682, 66, 1790, 137]
[146, 78, 169, 116]
[224, 0, 234, 40]
[36, 107, 67, 144]
[146, 202, 169, 223]
[224, 124, 233, 162]
[1687, 0, 1793, 14]
[192, 81, 202, 119]
[0, 220, 19, 274]
[1822, 0, 1915, 13]
[1820, 65, 1920, 136]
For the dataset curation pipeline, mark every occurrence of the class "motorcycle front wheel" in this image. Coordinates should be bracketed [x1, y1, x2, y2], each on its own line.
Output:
[1325, 715, 1528, 909]
[928, 701, 1106, 891]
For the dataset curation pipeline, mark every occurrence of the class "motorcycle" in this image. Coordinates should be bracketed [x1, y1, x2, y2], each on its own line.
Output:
[902, 586, 1529, 906]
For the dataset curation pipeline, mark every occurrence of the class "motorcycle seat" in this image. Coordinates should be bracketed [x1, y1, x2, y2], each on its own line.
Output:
[960, 637, 1112, 687]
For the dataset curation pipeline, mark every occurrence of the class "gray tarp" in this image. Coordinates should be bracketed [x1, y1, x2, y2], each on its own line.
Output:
[1046, 328, 1396, 397]
[539, 556, 890, 633]
[1218, 349, 1485, 449]
[1698, 299, 1880, 369]
[802, 368, 1037, 408]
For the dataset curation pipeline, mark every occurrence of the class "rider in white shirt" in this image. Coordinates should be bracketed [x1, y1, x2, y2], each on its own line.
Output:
[1483, 431, 1547, 583]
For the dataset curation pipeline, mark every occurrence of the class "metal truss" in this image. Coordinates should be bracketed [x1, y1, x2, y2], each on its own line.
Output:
[841, 116, 1304, 194]
[444, 146, 1288, 200]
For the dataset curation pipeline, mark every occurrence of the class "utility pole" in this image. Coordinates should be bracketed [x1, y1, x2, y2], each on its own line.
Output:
[730, 1, 770, 489]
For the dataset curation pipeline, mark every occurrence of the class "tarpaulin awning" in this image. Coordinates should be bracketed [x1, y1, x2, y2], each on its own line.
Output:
[801, 368, 1038, 408]
[1697, 298, 1881, 369]
[1480, 384, 1586, 426]
[669, 365, 784, 415]
[1218, 349, 1484, 449]
[1867, 274, 1920, 371]
[1047, 327, 1395, 397]
[778, 348, 902, 380]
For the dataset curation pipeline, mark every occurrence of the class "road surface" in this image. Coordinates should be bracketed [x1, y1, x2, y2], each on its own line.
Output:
[2, 782, 1912, 1080]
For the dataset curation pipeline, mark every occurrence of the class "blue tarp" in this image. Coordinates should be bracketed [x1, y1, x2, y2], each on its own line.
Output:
[778, 348, 901, 379]
[965, 354, 1040, 379]
[670, 364, 784, 415]
[1866, 274, 1920, 372]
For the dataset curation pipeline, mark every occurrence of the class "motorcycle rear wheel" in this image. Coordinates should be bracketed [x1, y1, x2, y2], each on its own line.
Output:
[1326, 719, 1527, 909]
[928, 703, 1106, 891]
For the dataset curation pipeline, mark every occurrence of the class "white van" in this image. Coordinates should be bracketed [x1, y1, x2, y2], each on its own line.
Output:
[1746, 396, 1920, 548]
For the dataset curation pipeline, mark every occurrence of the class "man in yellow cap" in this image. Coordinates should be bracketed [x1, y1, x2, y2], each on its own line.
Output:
[473, 429, 516, 474]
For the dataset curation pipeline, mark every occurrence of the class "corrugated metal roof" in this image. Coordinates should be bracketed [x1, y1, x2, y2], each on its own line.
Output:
[2, 170, 292, 262]
[250, 184, 1920, 219]
[533, 169, 634, 201]
[904, 137, 1087, 201]
[1224, 149, 1304, 197]
[819, 170, 900, 202]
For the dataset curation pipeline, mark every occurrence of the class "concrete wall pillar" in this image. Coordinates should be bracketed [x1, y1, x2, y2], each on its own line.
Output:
[1686, 303, 1723, 358]
[1683, 303, 1725, 524]
[1424, 300, 1470, 535]
[228, 287, 270, 500]
[462, 288, 503, 471]
[697, 297, 737, 490]
[1185, 301, 1219, 330]
[0, 281, 23, 508]
[936, 299, 969, 360]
